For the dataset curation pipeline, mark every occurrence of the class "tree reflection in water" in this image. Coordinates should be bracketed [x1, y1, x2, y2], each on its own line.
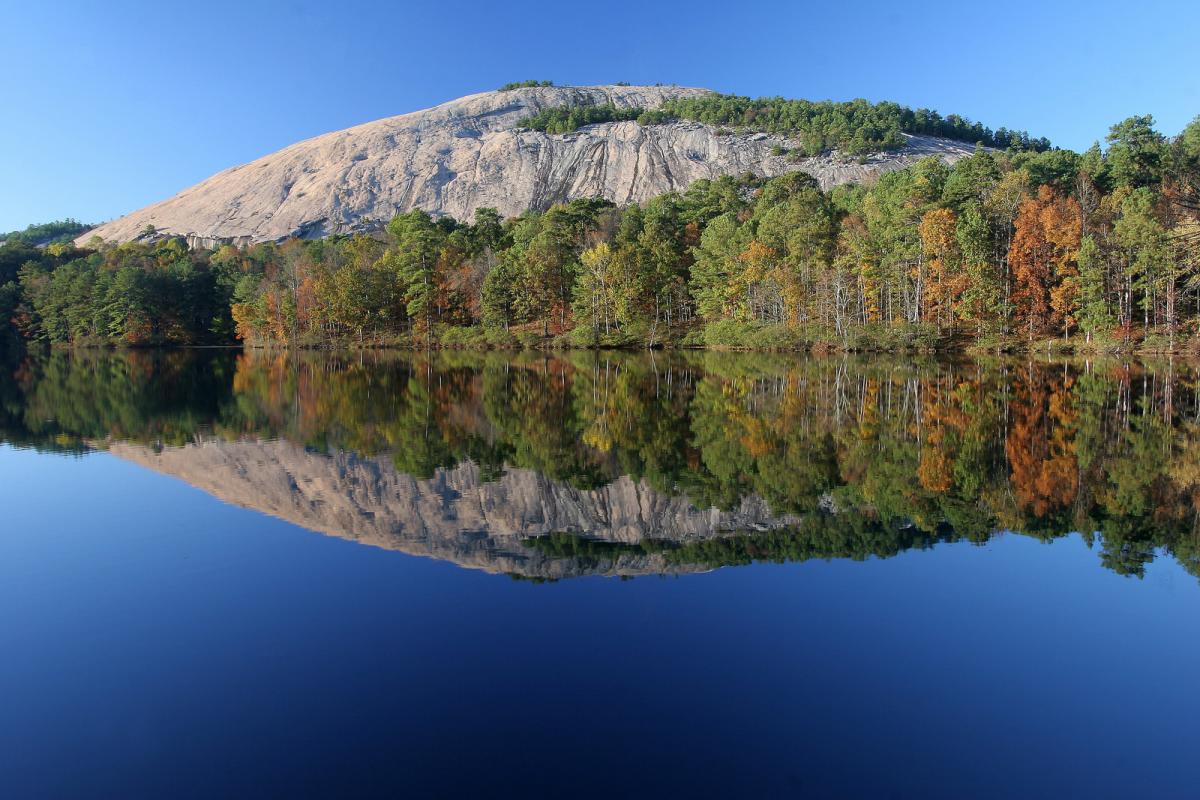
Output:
[3, 347, 1199, 580]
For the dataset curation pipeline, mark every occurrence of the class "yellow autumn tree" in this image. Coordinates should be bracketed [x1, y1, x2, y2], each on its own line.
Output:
[919, 208, 965, 327]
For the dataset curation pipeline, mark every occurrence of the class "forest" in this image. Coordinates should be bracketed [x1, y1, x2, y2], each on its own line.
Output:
[2, 113, 1198, 354]
[2, 348, 1199, 581]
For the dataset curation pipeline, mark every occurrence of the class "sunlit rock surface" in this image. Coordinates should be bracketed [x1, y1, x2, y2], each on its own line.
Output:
[80, 85, 979, 246]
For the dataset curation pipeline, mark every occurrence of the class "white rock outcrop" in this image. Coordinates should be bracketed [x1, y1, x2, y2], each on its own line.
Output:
[79, 85, 980, 247]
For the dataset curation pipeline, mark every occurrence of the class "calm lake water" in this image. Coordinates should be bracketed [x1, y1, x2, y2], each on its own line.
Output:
[2, 349, 1199, 798]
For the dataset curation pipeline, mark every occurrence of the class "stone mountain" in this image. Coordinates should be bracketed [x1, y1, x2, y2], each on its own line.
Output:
[79, 84, 980, 247]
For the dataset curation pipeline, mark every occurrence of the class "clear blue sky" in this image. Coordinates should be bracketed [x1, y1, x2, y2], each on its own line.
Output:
[1, 0, 1197, 231]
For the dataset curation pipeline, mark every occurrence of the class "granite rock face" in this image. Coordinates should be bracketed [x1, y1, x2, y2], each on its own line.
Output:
[80, 85, 979, 247]
[110, 438, 801, 579]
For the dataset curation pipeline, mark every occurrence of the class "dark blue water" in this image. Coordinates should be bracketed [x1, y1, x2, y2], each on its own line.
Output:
[2, 442, 1198, 798]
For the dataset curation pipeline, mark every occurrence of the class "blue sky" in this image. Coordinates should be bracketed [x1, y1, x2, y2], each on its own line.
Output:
[1, 0, 1197, 231]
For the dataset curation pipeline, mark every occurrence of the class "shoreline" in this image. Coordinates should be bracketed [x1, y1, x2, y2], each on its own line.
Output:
[36, 334, 1200, 361]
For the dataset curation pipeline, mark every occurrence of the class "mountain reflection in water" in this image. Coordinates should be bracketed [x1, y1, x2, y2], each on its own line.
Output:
[4, 347, 1199, 582]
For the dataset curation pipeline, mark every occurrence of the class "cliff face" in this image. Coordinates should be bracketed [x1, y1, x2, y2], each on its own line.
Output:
[79, 85, 979, 246]
[109, 438, 800, 579]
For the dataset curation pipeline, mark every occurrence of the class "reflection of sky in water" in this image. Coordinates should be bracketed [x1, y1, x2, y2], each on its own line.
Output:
[2, 443, 1199, 797]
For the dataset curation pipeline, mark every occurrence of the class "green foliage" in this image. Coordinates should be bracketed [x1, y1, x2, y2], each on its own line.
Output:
[437, 324, 490, 348]
[698, 319, 805, 350]
[635, 109, 672, 126]
[515, 91, 1050, 156]
[656, 94, 1050, 155]
[1115, 187, 1173, 326]
[383, 209, 446, 339]
[13, 237, 231, 345]
[1076, 236, 1112, 336]
[648, 512, 946, 568]
[845, 323, 941, 352]
[0, 349, 237, 451]
[0, 219, 92, 246]
[1010, 148, 1080, 190]
[1106, 115, 1167, 189]
[498, 80, 553, 91]
[517, 103, 643, 133]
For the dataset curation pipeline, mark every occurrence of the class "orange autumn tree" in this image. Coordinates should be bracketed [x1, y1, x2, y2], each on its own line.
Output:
[1006, 366, 1079, 518]
[917, 378, 971, 493]
[1009, 185, 1083, 339]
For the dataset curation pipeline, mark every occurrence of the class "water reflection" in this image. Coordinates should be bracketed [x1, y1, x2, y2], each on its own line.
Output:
[4, 348, 1200, 581]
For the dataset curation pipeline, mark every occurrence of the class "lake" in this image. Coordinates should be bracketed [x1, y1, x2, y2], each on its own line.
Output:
[2, 348, 1199, 798]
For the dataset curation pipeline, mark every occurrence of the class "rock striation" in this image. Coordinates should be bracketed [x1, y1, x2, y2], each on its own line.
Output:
[110, 438, 801, 579]
[79, 85, 980, 247]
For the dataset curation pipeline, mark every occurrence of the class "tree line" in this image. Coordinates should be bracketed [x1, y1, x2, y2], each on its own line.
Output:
[3, 236, 236, 346]
[2, 113, 1197, 353]
[654, 93, 1052, 155]
[498, 80, 554, 91]
[517, 103, 645, 134]
[519, 93, 1052, 155]
[0, 219, 91, 247]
